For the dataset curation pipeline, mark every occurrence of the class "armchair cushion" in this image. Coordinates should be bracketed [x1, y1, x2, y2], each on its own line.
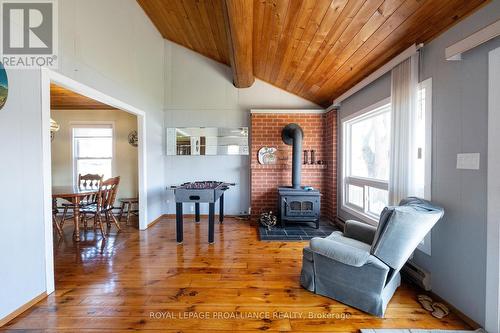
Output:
[310, 237, 369, 267]
[370, 197, 444, 272]
[309, 232, 388, 268]
[344, 220, 377, 245]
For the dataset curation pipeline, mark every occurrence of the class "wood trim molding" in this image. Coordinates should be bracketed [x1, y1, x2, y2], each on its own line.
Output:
[250, 109, 326, 114]
[486, 46, 500, 333]
[428, 291, 482, 330]
[0, 292, 47, 328]
[163, 214, 249, 219]
[223, 0, 254, 88]
[446, 19, 500, 61]
[147, 215, 165, 229]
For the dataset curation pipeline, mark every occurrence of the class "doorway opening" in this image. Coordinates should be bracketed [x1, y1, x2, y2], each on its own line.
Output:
[41, 69, 148, 295]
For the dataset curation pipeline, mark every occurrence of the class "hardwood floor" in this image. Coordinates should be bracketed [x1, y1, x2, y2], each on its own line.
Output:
[2, 217, 470, 332]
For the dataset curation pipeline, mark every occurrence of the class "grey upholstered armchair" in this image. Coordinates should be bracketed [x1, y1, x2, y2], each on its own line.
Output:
[300, 197, 444, 317]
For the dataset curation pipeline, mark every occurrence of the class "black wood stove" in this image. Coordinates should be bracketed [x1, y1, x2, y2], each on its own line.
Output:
[278, 124, 321, 228]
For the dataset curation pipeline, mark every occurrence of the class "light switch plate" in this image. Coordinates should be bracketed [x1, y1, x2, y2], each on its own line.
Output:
[457, 153, 480, 170]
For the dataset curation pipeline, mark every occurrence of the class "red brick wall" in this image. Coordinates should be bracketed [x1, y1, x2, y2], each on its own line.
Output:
[250, 111, 337, 221]
[323, 110, 337, 219]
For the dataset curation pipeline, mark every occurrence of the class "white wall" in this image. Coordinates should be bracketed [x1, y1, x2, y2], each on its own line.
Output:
[164, 41, 320, 215]
[0, 0, 165, 321]
[0, 71, 47, 320]
[51, 109, 138, 200]
[57, 0, 165, 220]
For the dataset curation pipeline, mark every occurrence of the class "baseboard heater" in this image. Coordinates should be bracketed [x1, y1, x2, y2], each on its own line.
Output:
[402, 260, 432, 291]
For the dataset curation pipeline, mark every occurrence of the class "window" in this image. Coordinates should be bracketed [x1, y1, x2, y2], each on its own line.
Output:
[342, 99, 391, 222]
[72, 125, 113, 181]
[341, 80, 433, 243]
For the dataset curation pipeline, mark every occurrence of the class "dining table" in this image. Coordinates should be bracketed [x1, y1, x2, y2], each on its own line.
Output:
[52, 186, 99, 242]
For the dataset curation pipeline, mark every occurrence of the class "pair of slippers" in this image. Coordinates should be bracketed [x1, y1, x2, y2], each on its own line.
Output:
[417, 295, 450, 319]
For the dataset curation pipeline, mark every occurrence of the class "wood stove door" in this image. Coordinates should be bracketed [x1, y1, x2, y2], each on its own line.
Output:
[284, 196, 319, 218]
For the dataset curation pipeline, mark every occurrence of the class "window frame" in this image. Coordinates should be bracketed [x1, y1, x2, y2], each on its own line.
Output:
[339, 81, 433, 252]
[419, 78, 433, 201]
[341, 98, 391, 224]
[71, 122, 115, 184]
[415, 77, 433, 255]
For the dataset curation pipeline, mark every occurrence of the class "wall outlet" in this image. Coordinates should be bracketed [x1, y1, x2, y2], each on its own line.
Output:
[456, 153, 480, 170]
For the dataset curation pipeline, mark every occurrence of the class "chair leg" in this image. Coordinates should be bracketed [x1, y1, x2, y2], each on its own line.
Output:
[104, 211, 111, 229]
[97, 213, 107, 240]
[110, 212, 121, 231]
[53, 214, 63, 237]
[60, 206, 69, 229]
[83, 213, 88, 231]
[126, 203, 132, 225]
[118, 202, 125, 222]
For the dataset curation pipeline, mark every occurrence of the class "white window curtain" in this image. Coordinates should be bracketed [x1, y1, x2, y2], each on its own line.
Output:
[389, 55, 419, 205]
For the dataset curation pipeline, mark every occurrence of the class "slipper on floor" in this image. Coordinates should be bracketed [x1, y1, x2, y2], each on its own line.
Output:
[417, 294, 434, 312]
[431, 302, 450, 319]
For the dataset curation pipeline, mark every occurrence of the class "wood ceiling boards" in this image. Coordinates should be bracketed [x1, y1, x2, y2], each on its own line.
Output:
[50, 84, 116, 110]
[138, 0, 490, 107]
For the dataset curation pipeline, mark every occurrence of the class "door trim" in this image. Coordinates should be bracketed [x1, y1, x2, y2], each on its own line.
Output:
[486, 46, 500, 333]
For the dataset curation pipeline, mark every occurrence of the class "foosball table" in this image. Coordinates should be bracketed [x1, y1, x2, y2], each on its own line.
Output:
[171, 181, 234, 244]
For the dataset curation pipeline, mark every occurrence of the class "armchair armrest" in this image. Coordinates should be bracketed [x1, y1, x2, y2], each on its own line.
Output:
[344, 220, 377, 245]
[310, 237, 371, 267]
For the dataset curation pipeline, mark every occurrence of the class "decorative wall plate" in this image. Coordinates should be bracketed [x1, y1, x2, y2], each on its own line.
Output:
[0, 62, 8, 111]
[258, 147, 277, 165]
[128, 130, 138, 147]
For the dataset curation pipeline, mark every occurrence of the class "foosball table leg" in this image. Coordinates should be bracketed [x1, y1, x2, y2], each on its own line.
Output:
[219, 194, 224, 224]
[208, 203, 215, 244]
[176, 202, 183, 244]
[195, 203, 200, 222]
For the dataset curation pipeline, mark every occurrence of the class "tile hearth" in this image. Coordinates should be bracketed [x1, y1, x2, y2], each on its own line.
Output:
[258, 219, 338, 241]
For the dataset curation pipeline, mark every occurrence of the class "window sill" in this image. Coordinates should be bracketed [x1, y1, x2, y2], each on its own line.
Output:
[340, 205, 378, 226]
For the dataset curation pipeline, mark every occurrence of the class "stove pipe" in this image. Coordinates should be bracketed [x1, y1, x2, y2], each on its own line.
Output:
[281, 124, 304, 189]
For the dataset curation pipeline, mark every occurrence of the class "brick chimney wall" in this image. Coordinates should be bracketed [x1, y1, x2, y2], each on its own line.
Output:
[250, 111, 337, 221]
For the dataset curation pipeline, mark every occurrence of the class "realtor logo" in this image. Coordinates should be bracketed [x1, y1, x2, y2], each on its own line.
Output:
[1, 0, 58, 68]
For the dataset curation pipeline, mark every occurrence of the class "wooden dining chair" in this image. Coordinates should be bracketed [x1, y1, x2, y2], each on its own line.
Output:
[52, 199, 63, 237]
[81, 176, 121, 239]
[60, 174, 103, 229]
[78, 173, 104, 189]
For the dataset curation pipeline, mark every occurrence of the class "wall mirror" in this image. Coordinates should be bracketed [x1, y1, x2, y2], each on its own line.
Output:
[166, 127, 249, 156]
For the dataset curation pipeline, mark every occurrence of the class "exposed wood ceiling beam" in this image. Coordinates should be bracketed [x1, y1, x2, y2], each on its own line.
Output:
[222, 0, 254, 88]
[137, 0, 490, 106]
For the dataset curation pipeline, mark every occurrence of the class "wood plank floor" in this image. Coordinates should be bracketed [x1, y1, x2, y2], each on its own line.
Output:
[2, 217, 470, 332]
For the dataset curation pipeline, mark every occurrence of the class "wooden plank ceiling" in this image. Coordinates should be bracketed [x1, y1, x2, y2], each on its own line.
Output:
[51, 84, 116, 110]
[138, 0, 489, 107]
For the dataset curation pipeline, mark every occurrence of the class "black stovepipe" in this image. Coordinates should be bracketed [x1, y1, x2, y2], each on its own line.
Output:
[281, 123, 304, 189]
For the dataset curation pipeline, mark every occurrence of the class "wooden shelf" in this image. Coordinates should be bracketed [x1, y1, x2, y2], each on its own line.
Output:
[251, 164, 327, 170]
